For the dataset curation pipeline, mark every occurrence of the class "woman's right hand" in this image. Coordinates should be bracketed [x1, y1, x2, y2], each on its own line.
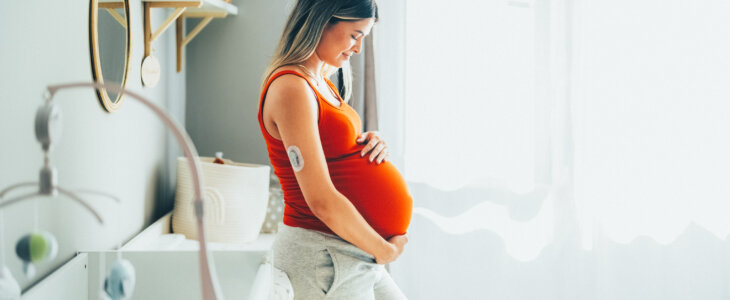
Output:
[376, 234, 409, 264]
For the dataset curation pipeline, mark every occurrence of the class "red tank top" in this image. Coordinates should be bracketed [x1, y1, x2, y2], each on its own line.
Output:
[257, 70, 412, 239]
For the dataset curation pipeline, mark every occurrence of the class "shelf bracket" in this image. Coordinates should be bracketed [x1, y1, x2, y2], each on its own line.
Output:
[144, 1, 202, 57]
[183, 16, 214, 46]
[99, 2, 126, 29]
[175, 13, 226, 72]
[104, 8, 127, 29]
[141, 0, 237, 74]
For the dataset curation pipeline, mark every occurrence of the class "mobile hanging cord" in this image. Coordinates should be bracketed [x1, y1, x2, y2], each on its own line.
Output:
[44, 81, 223, 300]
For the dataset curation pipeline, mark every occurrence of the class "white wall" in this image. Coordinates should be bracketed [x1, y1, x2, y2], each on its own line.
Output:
[185, 0, 295, 165]
[0, 0, 184, 291]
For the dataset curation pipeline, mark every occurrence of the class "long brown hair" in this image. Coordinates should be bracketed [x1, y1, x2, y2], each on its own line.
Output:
[262, 0, 378, 102]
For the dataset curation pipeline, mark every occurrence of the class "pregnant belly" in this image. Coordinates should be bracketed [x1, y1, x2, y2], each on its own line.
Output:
[328, 153, 413, 239]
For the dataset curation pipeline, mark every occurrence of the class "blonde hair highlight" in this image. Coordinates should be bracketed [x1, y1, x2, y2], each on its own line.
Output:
[262, 0, 378, 103]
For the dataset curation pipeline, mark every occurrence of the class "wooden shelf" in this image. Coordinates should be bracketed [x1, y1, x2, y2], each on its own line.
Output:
[185, 0, 238, 17]
[142, 0, 238, 73]
[143, 0, 238, 15]
[99, 0, 125, 9]
[99, 0, 127, 28]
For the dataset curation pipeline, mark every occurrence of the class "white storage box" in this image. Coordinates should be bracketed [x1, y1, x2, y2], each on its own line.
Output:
[172, 156, 271, 243]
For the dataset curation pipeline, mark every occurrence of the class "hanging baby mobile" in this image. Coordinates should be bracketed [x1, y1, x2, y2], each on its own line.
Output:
[0, 98, 131, 299]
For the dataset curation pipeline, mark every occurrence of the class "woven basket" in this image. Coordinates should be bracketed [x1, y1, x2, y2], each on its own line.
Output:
[171, 156, 270, 243]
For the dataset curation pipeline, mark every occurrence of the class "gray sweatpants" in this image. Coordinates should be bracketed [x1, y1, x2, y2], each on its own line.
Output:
[273, 224, 408, 300]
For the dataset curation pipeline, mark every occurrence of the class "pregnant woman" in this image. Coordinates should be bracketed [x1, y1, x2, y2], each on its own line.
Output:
[257, 0, 412, 299]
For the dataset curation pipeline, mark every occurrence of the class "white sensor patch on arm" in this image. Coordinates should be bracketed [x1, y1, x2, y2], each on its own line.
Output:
[287, 145, 304, 172]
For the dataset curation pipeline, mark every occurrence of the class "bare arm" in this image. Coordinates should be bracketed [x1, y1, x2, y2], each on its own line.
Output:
[264, 74, 405, 263]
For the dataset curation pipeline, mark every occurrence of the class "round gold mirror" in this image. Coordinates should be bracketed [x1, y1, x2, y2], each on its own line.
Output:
[90, 0, 131, 112]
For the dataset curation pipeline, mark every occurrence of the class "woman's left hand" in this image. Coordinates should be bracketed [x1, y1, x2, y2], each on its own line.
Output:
[357, 131, 389, 164]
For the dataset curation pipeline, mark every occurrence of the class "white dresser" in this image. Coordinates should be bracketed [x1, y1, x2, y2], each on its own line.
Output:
[21, 212, 284, 300]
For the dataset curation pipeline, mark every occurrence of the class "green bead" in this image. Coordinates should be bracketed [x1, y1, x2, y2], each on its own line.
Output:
[29, 233, 49, 262]
[15, 232, 57, 264]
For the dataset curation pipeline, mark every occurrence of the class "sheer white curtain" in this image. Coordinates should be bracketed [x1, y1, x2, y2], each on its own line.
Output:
[572, 0, 730, 248]
[376, 0, 730, 299]
[403, 0, 543, 194]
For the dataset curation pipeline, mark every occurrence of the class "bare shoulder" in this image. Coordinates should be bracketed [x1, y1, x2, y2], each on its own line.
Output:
[265, 67, 318, 118]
